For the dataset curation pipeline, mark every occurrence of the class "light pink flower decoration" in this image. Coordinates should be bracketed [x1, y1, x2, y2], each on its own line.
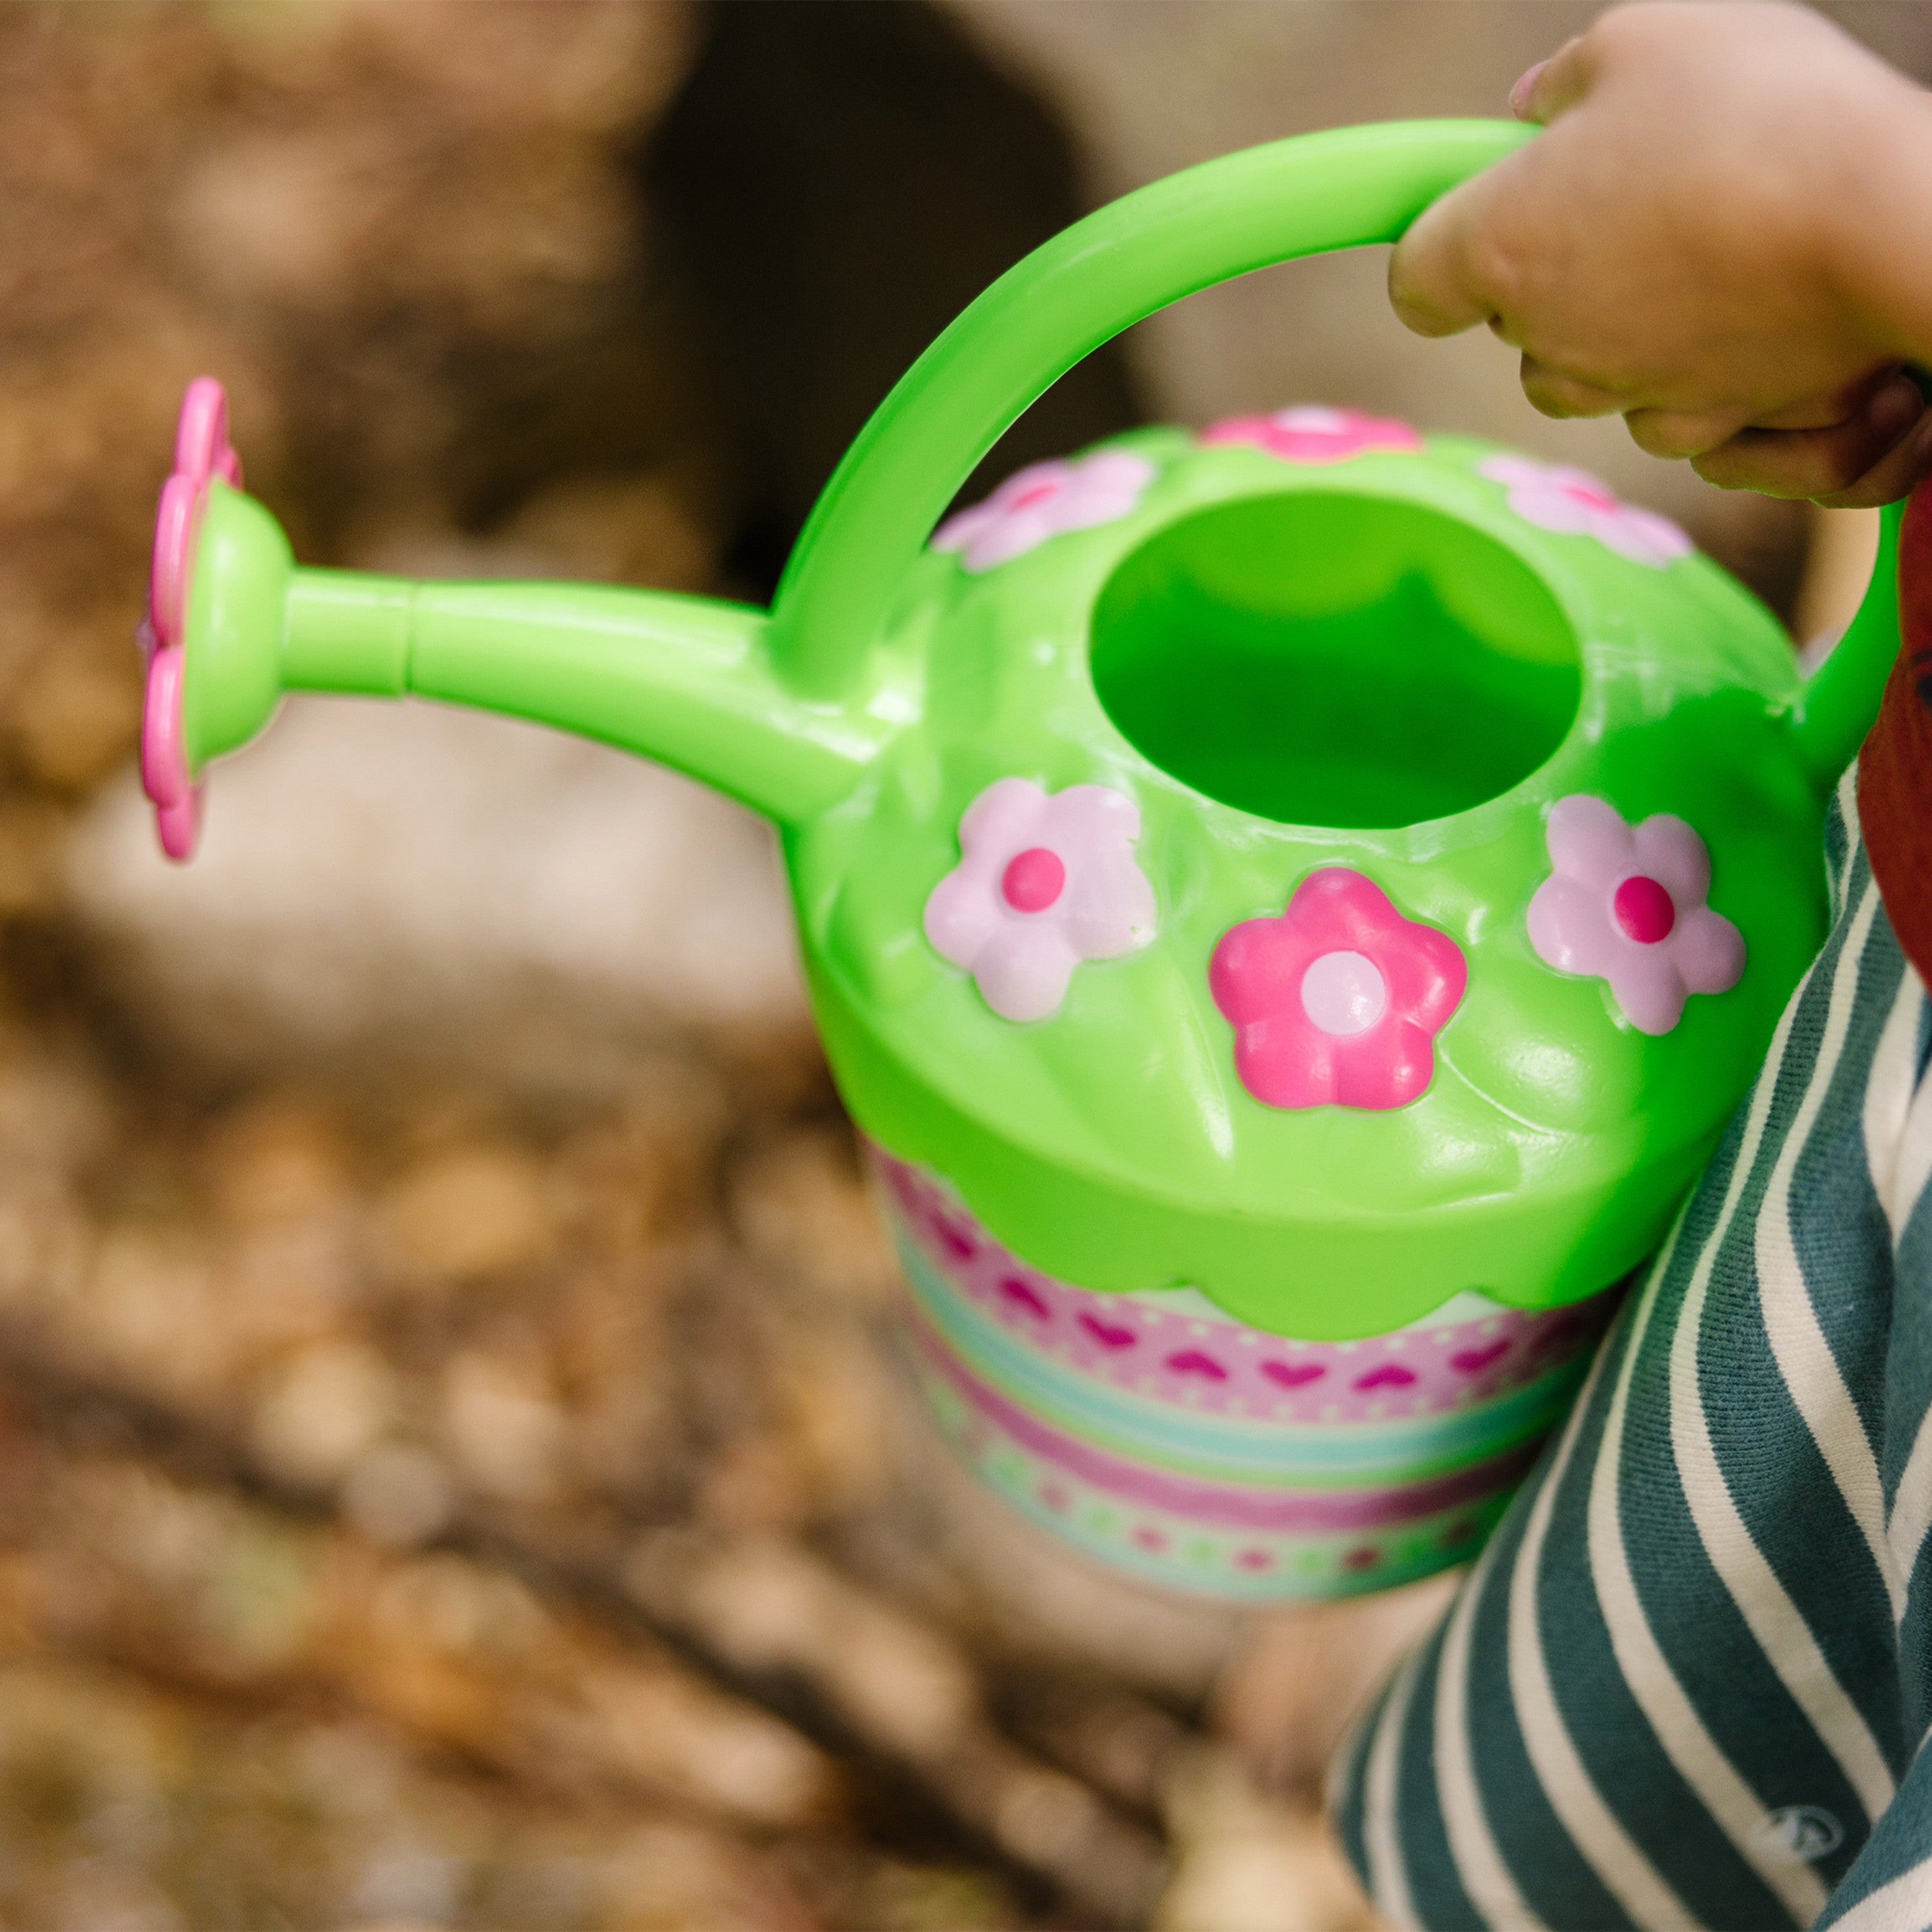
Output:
[923, 778, 1155, 1021]
[1200, 404, 1422, 464]
[931, 450, 1154, 573]
[140, 377, 242, 863]
[1477, 455, 1692, 567]
[1527, 795, 1745, 1035]
[1209, 869, 1466, 1110]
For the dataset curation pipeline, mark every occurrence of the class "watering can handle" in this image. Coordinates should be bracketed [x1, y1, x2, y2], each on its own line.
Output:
[768, 118, 1536, 697]
[1791, 496, 1904, 788]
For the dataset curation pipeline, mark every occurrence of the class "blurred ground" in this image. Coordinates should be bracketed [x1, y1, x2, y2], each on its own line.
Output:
[0, 2, 1909, 1927]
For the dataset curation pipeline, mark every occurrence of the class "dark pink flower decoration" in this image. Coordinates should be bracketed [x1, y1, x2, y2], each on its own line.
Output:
[1209, 869, 1466, 1110]
[140, 377, 241, 862]
[1200, 405, 1422, 464]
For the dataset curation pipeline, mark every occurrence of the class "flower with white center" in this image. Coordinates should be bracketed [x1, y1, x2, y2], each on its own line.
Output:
[1209, 869, 1466, 1110]
[1477, 454, 1692, 567]
[923, 778, 1155, 1021]
[1200, 405, 1422, 464]
[931, 450, 1155, 574]
[1527, 794, 1745, 1034]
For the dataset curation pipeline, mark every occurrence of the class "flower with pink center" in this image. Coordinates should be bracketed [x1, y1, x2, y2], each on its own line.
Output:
[923, 777, 1155, 1021]
[1477, 454, 1692, 567]
[1209, 869, 1466, 1110]
[1526, 795, 1745, 1035]
[140, 377, 243, 864]
[1200, 404, 1423, 464]
[931, 449, 1155, 573]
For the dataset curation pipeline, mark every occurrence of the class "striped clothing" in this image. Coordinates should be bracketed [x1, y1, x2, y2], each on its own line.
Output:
[1332, 766, 1932, 1931]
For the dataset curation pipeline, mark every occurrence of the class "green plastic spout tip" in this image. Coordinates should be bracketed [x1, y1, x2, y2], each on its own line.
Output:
[183, 484, 292, 772]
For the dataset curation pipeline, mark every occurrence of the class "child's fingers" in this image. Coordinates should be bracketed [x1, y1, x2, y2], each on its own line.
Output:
[1752, 368, 1909, 433]
[1393, 19, 1597, 343]
[1537, 371, 1902, 450]
[1519, 355, 1631, 421]
[1689, 383, 1926, 498]
[1387, 182, 1499, 338]
[1688, 432, 1833, 498]
[1624, 406, 1755, 460]
[1814, 415, 1932, 509]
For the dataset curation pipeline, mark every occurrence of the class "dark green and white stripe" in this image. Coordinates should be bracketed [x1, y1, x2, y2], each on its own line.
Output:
[1333, 768, 1932, 1930]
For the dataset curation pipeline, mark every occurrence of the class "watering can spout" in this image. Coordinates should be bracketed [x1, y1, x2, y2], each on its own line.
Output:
[143, 453, 898, 859]
[1790, 497, 1905, 791]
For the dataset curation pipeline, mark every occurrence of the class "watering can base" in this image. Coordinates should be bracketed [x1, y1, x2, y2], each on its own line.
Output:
[902, 1340, 1522, 1604]
[871, 1144, 1618, 1604]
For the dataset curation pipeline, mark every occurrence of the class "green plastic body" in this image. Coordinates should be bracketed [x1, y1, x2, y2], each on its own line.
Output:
[172, 120, 1900, 1340]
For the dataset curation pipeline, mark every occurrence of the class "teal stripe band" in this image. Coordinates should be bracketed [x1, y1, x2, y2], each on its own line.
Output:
[898, 1238, 1583, 1484]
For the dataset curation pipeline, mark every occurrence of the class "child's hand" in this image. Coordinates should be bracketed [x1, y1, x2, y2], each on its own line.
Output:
[1388, 1, 1932, 506]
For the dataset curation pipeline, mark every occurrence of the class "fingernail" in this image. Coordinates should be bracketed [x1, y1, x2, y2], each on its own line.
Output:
[1509, 59, 1548, 118]
[1869, 374, 1924, 440]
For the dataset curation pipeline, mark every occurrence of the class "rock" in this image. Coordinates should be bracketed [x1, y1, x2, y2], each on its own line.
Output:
[560, 1662, 837, 1829]
[251, 1341, 400, 1486]
[65, 699, 812, 1101]
[375, 1142, 556, 1287]
[202, 1092, 357, 1226]
[728, 1125, 899, 1309]
[0, 800, 68, 917]
[1209, 1575, 1460, 1795]
[1156, 1745, 1377, 1932]
[437, 1349, 567, 1503]
[341, 1443, 455, 1549]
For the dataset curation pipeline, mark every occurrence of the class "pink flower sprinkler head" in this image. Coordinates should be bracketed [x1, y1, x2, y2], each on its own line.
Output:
[923, 777, 1156, 1021]
[1200, 405, 1421, 464]
[1209, 869, 1466, 1110]
[931, 449, 1154, 574]
[141, 377, 241, 862]
[1527, 795, 1745, 1035]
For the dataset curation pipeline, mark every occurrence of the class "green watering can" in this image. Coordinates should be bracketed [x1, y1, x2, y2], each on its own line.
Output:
[137, 122, 1899, 1600]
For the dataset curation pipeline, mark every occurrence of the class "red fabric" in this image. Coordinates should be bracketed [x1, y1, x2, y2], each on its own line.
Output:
[1859, 478, 1932, 986]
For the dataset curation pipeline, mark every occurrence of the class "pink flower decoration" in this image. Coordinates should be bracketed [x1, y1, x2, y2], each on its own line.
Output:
[140, 377, 242, 863]
[1526, 795, 1745, 1035]
[1200, 404, 1422, 464]
[1477, 455, 1691, 567]
[1209, 869, 1466, 1110]
[931, 450, 1154, 573]
[923, 778, 1155, 1021]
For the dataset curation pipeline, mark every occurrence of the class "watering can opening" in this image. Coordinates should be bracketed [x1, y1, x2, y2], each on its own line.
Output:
[1089, 491, 1580, 829]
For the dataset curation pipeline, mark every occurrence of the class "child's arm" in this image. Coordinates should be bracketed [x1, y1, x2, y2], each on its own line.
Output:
[1388, 0, 1932, 506]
